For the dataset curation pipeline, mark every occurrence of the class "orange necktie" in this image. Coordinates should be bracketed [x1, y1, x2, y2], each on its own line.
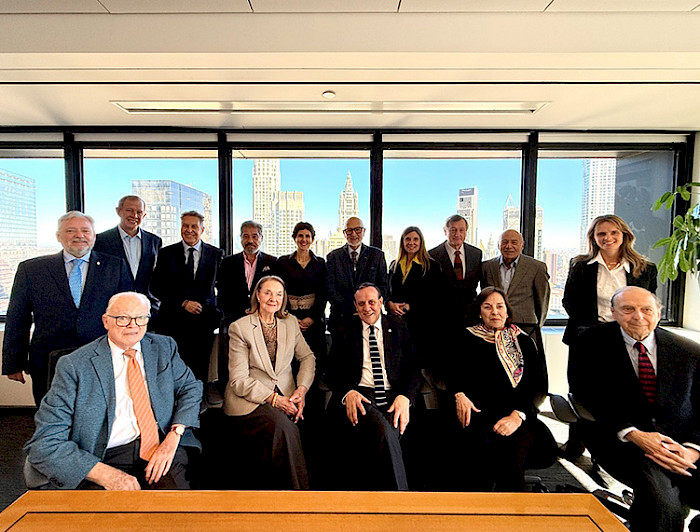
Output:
[124, 348, 160, 461]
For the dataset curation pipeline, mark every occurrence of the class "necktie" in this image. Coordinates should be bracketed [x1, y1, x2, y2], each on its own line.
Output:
[635, 341, 656, 404]
[368, 325, 388, 408]
[123, 348, 160, 461]
[68, 258, 83, 307]
[454, 250, 464, 281]
[351, 250, 358, 270]
[187, 247, 195, 279]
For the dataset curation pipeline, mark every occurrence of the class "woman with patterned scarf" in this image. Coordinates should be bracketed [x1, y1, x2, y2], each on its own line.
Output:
[444, 286, 544, 492]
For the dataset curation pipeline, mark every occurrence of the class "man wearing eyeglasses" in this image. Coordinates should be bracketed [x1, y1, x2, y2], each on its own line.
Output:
[326, 217, 388, 339]
[24, 291, 202, 491]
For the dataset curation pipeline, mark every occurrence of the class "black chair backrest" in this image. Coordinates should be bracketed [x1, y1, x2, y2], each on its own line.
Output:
[47, 347, 77, 389]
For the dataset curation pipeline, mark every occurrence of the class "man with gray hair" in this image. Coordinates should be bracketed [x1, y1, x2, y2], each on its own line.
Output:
[94, 195, 162, 321]
[2, 211, 132, 405]
[151, 211, 222, 394]
[25, 291, 202, 490]
[571, 286, 700, 532]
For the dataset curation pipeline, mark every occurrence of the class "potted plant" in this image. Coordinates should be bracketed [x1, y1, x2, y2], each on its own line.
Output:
[652, 182, 700, 283]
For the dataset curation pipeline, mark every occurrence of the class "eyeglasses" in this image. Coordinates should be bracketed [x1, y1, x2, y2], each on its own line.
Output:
[108, 315, 150, 327]
[344, 227, 365, 235]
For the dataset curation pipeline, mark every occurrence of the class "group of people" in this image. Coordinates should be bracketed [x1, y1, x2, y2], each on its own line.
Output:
[3, 194, 699, 531]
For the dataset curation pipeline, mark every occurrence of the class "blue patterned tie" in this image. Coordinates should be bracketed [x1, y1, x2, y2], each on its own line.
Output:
[69, 258, 83, 307]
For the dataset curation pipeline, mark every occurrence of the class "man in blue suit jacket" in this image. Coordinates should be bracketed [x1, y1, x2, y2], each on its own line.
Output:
[25, 292, 202, 490]
[326, 217, 388, 335]
[94, 195, 162, 320]
[2, 212, 133, 405]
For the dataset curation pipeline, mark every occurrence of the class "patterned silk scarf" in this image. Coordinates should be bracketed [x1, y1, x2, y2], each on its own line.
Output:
[467, 323, 524, 388]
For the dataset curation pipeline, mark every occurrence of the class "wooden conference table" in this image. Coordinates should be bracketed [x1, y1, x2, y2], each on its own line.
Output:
[0, 490, 626, 531]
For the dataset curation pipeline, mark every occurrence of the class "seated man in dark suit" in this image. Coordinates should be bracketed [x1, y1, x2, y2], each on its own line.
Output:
[572, 286, 700, 532]
[2, 211, 133, 405]
[326, 217, 388, 337]
[151, 211, 222, 392]
[327, 283, 422, 491]
[94, 195, 162, 323]
[25, 291, 202, 490]
[428, 214, 482, 327]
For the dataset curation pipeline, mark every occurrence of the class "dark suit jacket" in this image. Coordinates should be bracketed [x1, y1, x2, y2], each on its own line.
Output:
[94, 226, 162, 312]
[326, 244, 388, 321]
[562, 260, 658, 345]
[429, 241, 482, 323]
[572, 323, 700, 447]
[150, 241, 223, 332]
[481, 254, 550, 327]
[216, 251, 277, 327]
[1, 251, 133, 376]
[24, 333, 202, 489]
[327, 314, 423, 405]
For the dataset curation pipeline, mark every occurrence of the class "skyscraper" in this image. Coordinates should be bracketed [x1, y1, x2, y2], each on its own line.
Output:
[580, 159, 616, 252]
[273, 190, 305, 256]
[457, 187, 478, 244]
[0, 168, 37, 312]
[338, 171, 359, 230]
[252, 159, 281, 251]
[132, 180, 213, 246]
[502, 196, 544, 260]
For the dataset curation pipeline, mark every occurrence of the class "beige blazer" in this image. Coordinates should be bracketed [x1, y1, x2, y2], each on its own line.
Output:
[223, 313, 315, 416]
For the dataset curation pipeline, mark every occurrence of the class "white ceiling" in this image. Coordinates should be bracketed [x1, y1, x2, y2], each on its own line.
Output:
[0, 2, 700, 130]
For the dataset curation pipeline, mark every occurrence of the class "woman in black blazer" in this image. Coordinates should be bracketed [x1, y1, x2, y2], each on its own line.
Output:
[561, 214, 657, 458]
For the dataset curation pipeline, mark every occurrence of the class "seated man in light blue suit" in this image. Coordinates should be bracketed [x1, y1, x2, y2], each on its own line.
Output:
[24, 292, 202, 490]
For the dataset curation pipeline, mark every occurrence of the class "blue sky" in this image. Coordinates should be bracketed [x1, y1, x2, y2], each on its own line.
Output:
[0, 156, 584, 250]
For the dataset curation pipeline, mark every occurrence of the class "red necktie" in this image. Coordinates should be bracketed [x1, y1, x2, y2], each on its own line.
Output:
[634, 341, 656, 404]
[454, 250, 464, 281]
[124, 348, 160, 460]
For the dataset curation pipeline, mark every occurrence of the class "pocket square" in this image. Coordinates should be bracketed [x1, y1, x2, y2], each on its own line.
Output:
[263, 266, 271, 271]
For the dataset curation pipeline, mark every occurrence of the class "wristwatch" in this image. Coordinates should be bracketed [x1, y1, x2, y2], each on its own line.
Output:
[170, 425, 185, 437]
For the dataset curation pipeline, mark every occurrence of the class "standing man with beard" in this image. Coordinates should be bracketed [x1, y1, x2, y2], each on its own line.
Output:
[2, 211, 132, 405]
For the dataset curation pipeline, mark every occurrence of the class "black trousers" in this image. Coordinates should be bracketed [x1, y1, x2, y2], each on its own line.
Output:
[222, 404, 309, 490]
[76, 439, 189, 490]
[329, 388, 409, 491]
[585, 429, 700, 532]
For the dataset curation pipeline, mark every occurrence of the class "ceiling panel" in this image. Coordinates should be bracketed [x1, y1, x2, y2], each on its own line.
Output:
[547, 0, 700, 11]
[250, 0, 399, 13]
[399, 0, 551, 13]
[100, 0, 251, 13]
[0, 0, 105, 13]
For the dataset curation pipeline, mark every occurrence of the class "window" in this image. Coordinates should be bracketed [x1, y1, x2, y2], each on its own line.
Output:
[383, 154, 522, 265]
[537, 150, 676, 320]
[231, 156, 370, 258]
[0, 156, 65, 313]
[84, 152, 219, 247]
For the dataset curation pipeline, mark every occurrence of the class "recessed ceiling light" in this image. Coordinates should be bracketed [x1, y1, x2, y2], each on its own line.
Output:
[322, 90, 336, 99]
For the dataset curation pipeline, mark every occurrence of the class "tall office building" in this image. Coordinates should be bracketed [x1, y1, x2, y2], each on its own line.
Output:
[338, 171, 359, 230]
[0, 168, 37, 312]
[502, 196, 544, 260]
[580, 158, 616, 252]
[457, 187, 478, 244]
[132, 180, 213, 246]
[273, 190, 305, 256]
[253, 159, 281, 251]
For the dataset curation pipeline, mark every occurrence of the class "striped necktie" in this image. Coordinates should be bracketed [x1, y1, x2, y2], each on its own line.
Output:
[368, 325, 388, 408]
[635, 341, 656, 404]
[68, 258, 84, 307]
[123, 348, 160, 461]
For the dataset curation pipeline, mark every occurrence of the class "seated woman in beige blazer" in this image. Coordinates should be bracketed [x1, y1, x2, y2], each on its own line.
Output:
[223, 275, 315, 489]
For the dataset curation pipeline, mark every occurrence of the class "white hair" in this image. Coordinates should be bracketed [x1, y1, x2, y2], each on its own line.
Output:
[105, 291, 151, 315]
[56, 211, 95, 234]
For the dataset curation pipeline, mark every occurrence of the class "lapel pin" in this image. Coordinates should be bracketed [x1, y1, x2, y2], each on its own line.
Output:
[96, 261, 100, 266]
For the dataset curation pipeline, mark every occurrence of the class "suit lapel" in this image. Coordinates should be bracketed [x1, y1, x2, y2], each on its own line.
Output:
[380, 316, 393, 374]
[81, 252, 101, 306]
[508, 256, 529, 295]
[439, 243, 457, 283]
[46, 252, 75, 307]
[654, 328, 673, 403]
[195, 243, 210, 283]
[274, 318, 289, 374]
[108, 228, 128, 262]
[487, 259, 503, 290]
[90, 337, 116, 434]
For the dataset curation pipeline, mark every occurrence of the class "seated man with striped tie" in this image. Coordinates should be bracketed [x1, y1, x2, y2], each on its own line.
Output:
[326, 282, 423, 491]
[571, 286, 700, 532]
[24, 291, 202, 490]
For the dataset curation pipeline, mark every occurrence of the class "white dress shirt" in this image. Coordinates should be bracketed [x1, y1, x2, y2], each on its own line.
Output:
[444, 242, 465, 278]
[182, 240, 203, 275]
[106, 340, 149, 449]
[118, 226, 142, 279]
[589, 253, 629, 323]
